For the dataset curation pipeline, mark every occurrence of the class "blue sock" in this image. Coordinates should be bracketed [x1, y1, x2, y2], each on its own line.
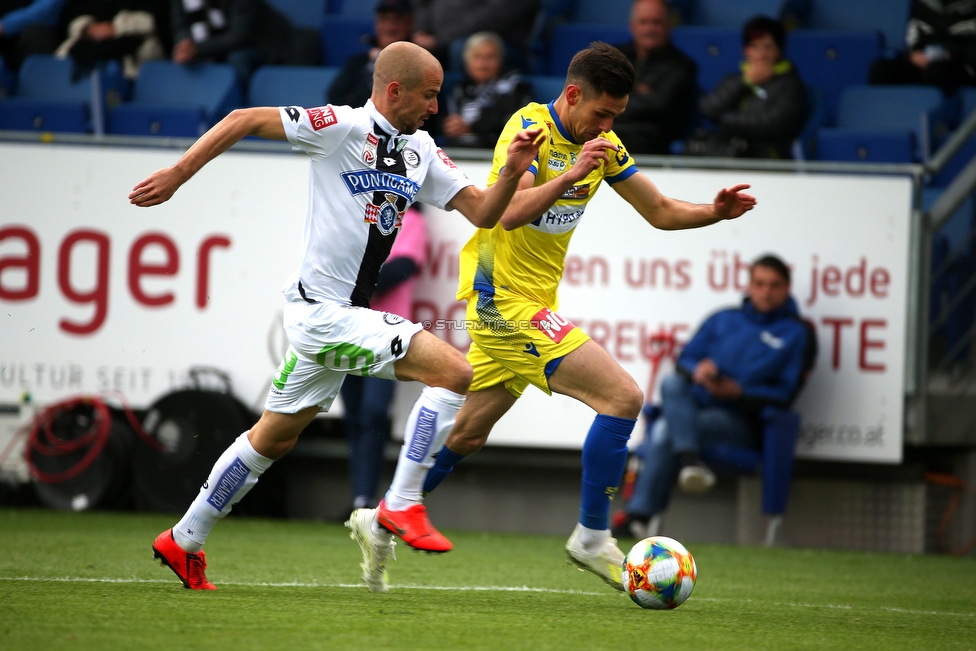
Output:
[579, 414, 636, 530]
[422, 445, 466, 495]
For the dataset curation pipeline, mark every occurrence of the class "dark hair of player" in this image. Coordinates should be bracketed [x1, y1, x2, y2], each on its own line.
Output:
[566, 41, 636, 100]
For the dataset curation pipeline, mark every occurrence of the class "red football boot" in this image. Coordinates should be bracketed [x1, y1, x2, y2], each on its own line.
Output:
[152, 529, 216, 590]
[376, 501, 452, 553]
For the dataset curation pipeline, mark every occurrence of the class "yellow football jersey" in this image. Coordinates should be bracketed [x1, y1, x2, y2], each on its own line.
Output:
[456, 101, 638, 307]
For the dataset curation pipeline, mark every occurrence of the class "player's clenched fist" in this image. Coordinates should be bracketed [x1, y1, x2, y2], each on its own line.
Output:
[566, 136, 616, 183]
[503, 127, 544, 176]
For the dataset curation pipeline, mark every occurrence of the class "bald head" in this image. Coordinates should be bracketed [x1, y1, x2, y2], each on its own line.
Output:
[373, 41, 442, 93]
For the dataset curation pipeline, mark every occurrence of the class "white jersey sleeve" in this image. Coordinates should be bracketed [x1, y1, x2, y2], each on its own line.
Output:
[415, 141, 474, 210]
[279, 104, 356, 159]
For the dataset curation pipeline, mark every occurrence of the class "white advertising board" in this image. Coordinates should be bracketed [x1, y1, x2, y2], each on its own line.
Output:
[0, 143, 912, 462]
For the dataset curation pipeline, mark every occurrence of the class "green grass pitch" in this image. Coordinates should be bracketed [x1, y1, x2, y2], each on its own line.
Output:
[1, 508, 973, 650]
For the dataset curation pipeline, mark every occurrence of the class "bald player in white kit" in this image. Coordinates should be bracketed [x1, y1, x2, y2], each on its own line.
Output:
[130, 41, 543, 591]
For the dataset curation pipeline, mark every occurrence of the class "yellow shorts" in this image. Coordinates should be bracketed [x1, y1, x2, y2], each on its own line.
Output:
[465, 289, 590, 397]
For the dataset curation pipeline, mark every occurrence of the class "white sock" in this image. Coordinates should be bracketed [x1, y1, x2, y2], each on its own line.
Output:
[172, 431, 273, 552]
[577, 524, 610, 552]
[384, 386, 465, 510]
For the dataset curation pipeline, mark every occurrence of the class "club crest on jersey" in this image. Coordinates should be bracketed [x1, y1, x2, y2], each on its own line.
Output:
[437, 149, 457, 169]
[306, 106, 337, 130]
[403, 148, 420, 168]
[383, 313, 405, 325]
[531, 308, 576, 343]
[364, 192, 404, 235]
[362, 132, 379, 165]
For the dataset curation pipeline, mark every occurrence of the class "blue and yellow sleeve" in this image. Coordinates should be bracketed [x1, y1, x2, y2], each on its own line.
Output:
[604, 130, 639, 185]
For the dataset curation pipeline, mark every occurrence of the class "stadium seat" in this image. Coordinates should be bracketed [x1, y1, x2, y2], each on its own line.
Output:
[330, 0, 374, 17]
[786, 29, 883, 124]
[670, 26, 741, 94]
[930, 90, 976, 187]
[0, 55, 127, 133]
[546, 23, 630, 76]
[109, 61, 240, 137]
[832, 85, 947, 161]
[248, 65, 340, 108]
[791, 83, 826, 160]
[686, 0, 787, 27]
[525, 75, 565, 104]
[815, 128, 915, 163]
[265, 0, 326, 28]
[320, 16, 372, 67]
[806, 0, 911, 52]
[572, 0, 632, 25]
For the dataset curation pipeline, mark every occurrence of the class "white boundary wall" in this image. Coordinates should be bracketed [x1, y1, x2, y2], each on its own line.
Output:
[0, 143, 912, 462]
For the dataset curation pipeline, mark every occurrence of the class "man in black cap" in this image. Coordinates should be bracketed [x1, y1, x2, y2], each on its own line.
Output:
[328, 0, 413, 108]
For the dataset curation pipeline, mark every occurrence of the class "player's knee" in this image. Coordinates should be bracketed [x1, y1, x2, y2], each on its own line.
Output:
[441, 359, 473, 395]
[613, 383, 644, 420]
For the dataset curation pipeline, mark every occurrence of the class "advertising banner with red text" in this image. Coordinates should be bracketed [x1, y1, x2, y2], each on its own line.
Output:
[0, 143, 911, 462]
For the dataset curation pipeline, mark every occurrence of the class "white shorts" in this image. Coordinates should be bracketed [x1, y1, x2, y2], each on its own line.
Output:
[264, 297, 423, 414]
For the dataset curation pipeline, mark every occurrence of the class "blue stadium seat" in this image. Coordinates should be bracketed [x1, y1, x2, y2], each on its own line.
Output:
[806, 0, 911, 52]
[670, 26, 741, 94]
[931, 88, 976, 187]
[785, 29, 882, 123]
[836, 85, 946, 160]
[546, 23, 630, 76]
[320, 16, 372, 67]
[525, 75, 565, 104]
[687, 0, 787, 27]
[109, 105, 207, 137]
[331, 0, 374, 17]
[791, 84, 826, 160]
[109, 61, 240, 137]
[815, 128, 915, 162]
[0, 55, 113, 133]
[572, 0, 632, 24]
[248, 65, 340, 108]
[266, 0, 326, 28]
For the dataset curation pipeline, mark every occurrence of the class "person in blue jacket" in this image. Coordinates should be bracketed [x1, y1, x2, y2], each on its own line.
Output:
[615, 254, 814, 539]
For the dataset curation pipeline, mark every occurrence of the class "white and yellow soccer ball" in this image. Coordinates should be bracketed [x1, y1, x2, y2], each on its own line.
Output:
[621, 536, 697, 609]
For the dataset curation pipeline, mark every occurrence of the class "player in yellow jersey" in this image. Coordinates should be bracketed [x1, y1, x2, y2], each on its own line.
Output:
[352, 42, 755, 591]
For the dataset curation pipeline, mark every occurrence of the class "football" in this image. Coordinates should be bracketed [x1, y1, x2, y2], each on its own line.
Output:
[621, 536, 697, 610]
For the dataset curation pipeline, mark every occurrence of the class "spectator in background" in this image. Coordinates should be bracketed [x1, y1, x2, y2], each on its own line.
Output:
[870, 0, 976, 95]
[328, 0, 412, 108]
[442, 31, 531, 149]
[693, 15, 805, 159]
[613, 255, 815, 540]
[0, 0, 64, 71]
[170, 0, 291, 91]
[411, 0, 539, 69]
[54, 0, 170, 79]
[612, 0, 697, 155]
[339, 205, 427, 517]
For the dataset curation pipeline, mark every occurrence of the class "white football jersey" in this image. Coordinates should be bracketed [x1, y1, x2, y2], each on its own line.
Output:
[278, 100, 472, 306]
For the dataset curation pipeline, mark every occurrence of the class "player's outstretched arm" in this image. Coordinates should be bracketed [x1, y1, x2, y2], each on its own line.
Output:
[129, 107, 285, 207]
[613, 172, 756, 230]
[497, 136, 617, 230]
[447, 127, 543, 228]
